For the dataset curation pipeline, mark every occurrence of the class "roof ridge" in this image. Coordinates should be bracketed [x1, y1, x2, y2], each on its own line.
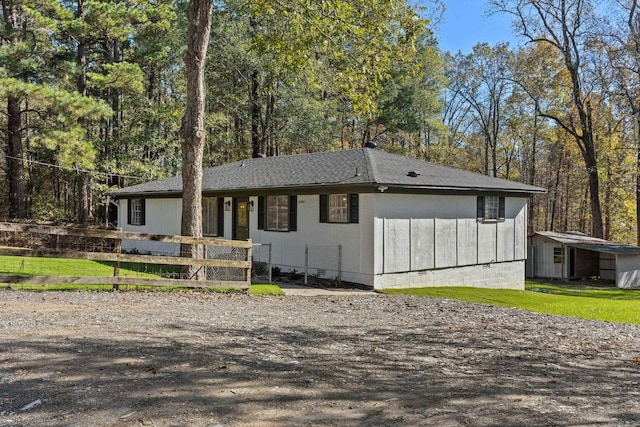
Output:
[361, 148, 376, 183]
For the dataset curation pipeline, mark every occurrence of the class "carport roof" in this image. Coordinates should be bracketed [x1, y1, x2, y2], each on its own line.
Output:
[535, 231, 640, 255]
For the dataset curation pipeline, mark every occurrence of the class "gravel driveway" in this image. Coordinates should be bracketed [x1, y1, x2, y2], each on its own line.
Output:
[1, 290, 639, 426]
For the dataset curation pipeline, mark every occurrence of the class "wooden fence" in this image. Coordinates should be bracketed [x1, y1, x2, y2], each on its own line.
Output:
[0, 222, 252, 290]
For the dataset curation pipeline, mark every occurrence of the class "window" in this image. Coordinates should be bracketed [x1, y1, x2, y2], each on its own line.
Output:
[320, 194, 359, 224]
[484, 196, 500, 220]
[329, 194, 349, 223]
[202, 197, 223, 236]
[127, 198, 145, 226]
[553, 247, 565, 264]
[267, 195, 289, 231]
[257, 195, 297, 232]
[477, 196, 505, 221]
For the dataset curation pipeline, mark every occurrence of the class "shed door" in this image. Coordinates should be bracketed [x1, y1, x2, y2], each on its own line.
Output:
[233, 197, 250, 240]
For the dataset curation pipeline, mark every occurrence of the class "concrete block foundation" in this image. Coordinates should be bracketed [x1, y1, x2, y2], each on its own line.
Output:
[373, 260, 525, 290]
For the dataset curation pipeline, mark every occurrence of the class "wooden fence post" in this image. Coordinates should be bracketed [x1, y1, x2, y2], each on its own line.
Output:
[113, 228, 122, 291]
[0, 222, 251, 291]
[246, 241, 252, 291]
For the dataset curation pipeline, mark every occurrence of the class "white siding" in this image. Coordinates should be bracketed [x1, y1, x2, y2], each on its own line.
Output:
[497, 219, 515, 262]
[117, 192, 529, 289]
[528, 235, 567, 279]
[251, 194, 375, 286]
[477, 223, 497, 264]
[372, 194, 529, 289]
[411, 219, 435, 270]
[383, 219, 411, 273]
[616, 254, 640, 288]
[435, 218, 457, 268]
[119, 198, 181, 255]
[514, 207, 527, 259]
[457, 218, 478, 266]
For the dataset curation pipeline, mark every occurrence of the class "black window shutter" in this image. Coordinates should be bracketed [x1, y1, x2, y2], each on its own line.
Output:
[476, 196, 484, 219]
[319, 194, 328, 223]
[349, 194, 359, 223]
[289, 195, 297, 231]
[139, 199, 146, 225]
[217, 197, 225, 236]
[257, 196, 265, 230]
[499, 197, 506, 219]
[127, 199, 132, 225]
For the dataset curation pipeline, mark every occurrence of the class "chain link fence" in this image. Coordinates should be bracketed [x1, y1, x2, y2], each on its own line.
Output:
[251, 243, 272, 283]
[204, 244, 250, 282]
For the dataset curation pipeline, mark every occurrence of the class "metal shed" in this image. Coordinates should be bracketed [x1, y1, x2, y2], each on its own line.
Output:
[527, 231, 640, 288]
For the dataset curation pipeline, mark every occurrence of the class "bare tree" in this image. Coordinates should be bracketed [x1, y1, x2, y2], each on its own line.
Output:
[604, 1, 640, 244]
[449, 43, 513, 177]
[491, 0, 604, 237]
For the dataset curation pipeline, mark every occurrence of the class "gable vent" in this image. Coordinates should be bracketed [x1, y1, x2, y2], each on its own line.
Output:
[407, 171, 421, 177]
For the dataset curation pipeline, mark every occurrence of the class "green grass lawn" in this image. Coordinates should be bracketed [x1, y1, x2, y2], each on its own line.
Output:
[250, 284, 285, 296]
[3, 256, 638, 323]
[0, 255, 282, 294]
[382, 280, 640, 325]
[0, 255, 170, 278]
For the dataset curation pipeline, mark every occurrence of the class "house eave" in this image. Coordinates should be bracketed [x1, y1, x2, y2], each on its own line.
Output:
[374, 184, 546, 196]
[109, 190, 183, 199]
[110, 182, 542, 199]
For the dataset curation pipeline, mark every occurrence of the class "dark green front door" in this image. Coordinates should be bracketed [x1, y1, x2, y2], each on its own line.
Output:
[233, 197, 250, 240]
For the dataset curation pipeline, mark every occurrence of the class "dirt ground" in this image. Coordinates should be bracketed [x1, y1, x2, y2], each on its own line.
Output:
[1, 289, 640, 427]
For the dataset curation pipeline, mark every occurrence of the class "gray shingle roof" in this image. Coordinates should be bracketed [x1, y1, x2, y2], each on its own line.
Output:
[111, 148, 546, 196]
[535, 231, 640, 255]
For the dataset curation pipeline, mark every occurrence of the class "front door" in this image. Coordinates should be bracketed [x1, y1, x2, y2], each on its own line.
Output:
[233, 197, 250, 240]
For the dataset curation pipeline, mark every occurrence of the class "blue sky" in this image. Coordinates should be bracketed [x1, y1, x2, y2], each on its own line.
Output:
[431, 1, 519, 54]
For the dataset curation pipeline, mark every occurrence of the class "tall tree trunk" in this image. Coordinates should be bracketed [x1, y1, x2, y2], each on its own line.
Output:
[584, 146, 603, 238]
[111, 39, 121, 139]
[583, 99, 603, 238]
[75, 0, 90, 225]
[550, 146, 565, 231]
[77, 171, 90, 226]
[491, 96, 500, 177]
[251, 69, 261, 158]
[180, 0, 212, 279]
[264, 91, 275, 156]
[626, 4, 640, 246]
[527, 112, 538, 232]
[637, 118, 640, 245]
[76, 0, 87, 97]
[483, 133, 489, 176]
[604, 159, 611, 240]
[491, 139, 498, 177]
[3, 1, 26, 219]
[578, 184, 589, 233]
[235, 116, 244, 147]
[7, 96, 26, 219]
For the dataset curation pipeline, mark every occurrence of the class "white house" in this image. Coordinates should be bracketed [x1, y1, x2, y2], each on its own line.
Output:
[111, 148, 545, 290]
[527, 231, 640, 288]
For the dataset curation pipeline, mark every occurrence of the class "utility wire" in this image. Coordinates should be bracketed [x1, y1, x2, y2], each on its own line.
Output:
[3, 154, 150, 181]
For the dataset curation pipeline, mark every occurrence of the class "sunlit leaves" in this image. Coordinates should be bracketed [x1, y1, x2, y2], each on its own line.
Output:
[246, 0, 431, 116]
